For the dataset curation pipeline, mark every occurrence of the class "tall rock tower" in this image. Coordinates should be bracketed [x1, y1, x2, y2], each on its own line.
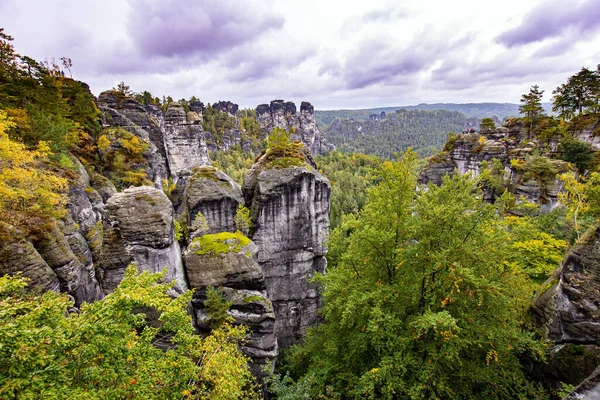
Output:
[243, 146, 330, 347]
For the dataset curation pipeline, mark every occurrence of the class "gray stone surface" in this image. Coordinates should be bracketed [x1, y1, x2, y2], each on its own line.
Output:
[163, 103, 211, 178]
[256, 100, 334, 155]
[184, 167, 244, 235]
[35, 223, 103, 305]
[100, 186, 187, 294]
[184, 237, 263, 290]
[243, 161, 330, 347]
[0, 235, 60, 292]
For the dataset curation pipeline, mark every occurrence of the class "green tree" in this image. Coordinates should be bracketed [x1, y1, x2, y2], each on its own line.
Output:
[479, 117, 496, 132]
[552, 67, 600, 119]
[280, 152, 547, 399]
[233, 204, 253, 235]
[559, 135, 595, 173]
[0, 265, 257, 399]
[114, 81, 133, 98]
[519, 85, 545, 139]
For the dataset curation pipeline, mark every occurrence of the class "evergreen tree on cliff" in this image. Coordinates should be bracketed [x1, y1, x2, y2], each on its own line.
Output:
[519, 85, 545, 139]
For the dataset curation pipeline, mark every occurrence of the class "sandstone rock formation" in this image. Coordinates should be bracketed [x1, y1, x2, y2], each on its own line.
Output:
[533, 226, 600, 392]
[163, 103, 210, 178]
[99, 186, 187, 294]
[0, 236, 60, 293]
[256, 99, 333, 155]
[243, 154, 331, 347]
[184, 166, 244, 235]
[419, 124, 569, 208]
[35, 223, 103, 306]
[184, 232, 278, 377]
[98, 91, 170, 185]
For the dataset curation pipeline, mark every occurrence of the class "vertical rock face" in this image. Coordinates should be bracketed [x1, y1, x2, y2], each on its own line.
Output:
[533, 226, 600, 391]
[99, 186, 187, 294]
[184, 166, 244, 235]
[243, 161, 330, 347]
[0, 236, 60, 293]
[35, 223, 103, 306]
[183, 233, 278, 377]
[163, 103, 211, 178]
[256, 100, 334, 155]
[533, 227, 600, 344]
[97, 91, 170, 185]
[419, 127, 570, 208]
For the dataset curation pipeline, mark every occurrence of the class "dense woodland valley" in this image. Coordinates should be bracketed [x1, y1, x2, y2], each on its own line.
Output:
[2, 26, 600, 400]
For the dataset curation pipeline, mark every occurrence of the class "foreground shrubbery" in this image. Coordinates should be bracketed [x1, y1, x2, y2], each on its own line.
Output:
[0, 266, 256, 399]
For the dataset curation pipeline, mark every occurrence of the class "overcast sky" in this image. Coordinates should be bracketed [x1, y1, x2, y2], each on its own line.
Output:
[1, 0, 599, 109]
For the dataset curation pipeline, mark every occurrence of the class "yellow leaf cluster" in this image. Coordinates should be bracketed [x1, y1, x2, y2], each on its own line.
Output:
[0, 110, 67, 237]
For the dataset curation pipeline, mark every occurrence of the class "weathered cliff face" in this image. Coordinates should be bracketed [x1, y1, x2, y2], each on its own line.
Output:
[575, 117, 600, 151]
[533, 226, 600, 391]
[99, 186, 187, 294]
[243, 157, 331, 347]
[184, 234, 277, 377]
[184, 166, 244, 235]
[34, 222, 103, 306]
[256, 100, 333, 155]
[98, 91, 170, 186]
[162, 103, 210, 178]
[420, 124, 569, 208]
[98, 92, 211, 183]
[0, 235, 60, 293]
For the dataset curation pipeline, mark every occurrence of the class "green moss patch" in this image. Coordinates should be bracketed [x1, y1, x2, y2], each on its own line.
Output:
[191, 165, 220, 181]
[193, 231, 251, 257]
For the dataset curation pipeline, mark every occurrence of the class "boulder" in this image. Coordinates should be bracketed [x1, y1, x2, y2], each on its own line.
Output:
[100, 186, 187, 294]
[184, 166, 244, 235]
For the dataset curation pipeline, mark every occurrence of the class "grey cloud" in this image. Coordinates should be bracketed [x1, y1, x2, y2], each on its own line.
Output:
[341, 31, 467, 89]
[431, 52, 580, 91]
[496, 0, 600, 47]
[126, 0, 284, 58]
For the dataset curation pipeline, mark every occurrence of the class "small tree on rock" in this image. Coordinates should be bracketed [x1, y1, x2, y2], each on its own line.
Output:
[519, 84, 545, 139]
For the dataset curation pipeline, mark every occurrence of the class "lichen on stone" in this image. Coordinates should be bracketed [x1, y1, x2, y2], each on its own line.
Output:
[192, 231, 251, 257]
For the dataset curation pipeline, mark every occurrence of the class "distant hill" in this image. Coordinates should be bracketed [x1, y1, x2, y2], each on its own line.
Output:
[315, 102, 553, 128]
[325, 109, 468, 158]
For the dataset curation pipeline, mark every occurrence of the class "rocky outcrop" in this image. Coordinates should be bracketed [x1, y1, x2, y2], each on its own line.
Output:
[184, 232, 278, 377]
[184, 166, 244, 235]
[420, 125, 570, 208]
[35, 223, 103, 306]
[163, 103, 210, 178]
[98, 91, 170, 185]
[0, 235, 60, 292]
[213, 100, 238, 116]
[256, 100, 333, 155]
[99, 186, 187, 294]
[243, 155, 330, 347]
[533, 226, 600, 390]
[565, 365, 600, 399]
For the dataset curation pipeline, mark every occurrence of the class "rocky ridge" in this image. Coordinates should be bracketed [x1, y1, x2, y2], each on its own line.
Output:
[256, 100, 334, 155]
[533, 226, 600, 395]
[1, 91, 332, 384]
[419, 121, 571, 209]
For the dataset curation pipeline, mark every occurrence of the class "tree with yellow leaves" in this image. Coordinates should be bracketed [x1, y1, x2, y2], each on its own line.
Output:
[0, 110, 67, 239]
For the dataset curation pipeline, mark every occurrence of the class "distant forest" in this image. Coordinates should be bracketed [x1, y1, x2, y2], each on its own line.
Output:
[315, 102, 553, 127]
[324, 109, 467, 158]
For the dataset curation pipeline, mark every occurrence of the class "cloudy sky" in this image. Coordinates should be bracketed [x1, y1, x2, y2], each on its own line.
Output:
[1, 0, 599, 109]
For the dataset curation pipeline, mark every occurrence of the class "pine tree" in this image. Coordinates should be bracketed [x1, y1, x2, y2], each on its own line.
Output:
[519, 84, 545, 139]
